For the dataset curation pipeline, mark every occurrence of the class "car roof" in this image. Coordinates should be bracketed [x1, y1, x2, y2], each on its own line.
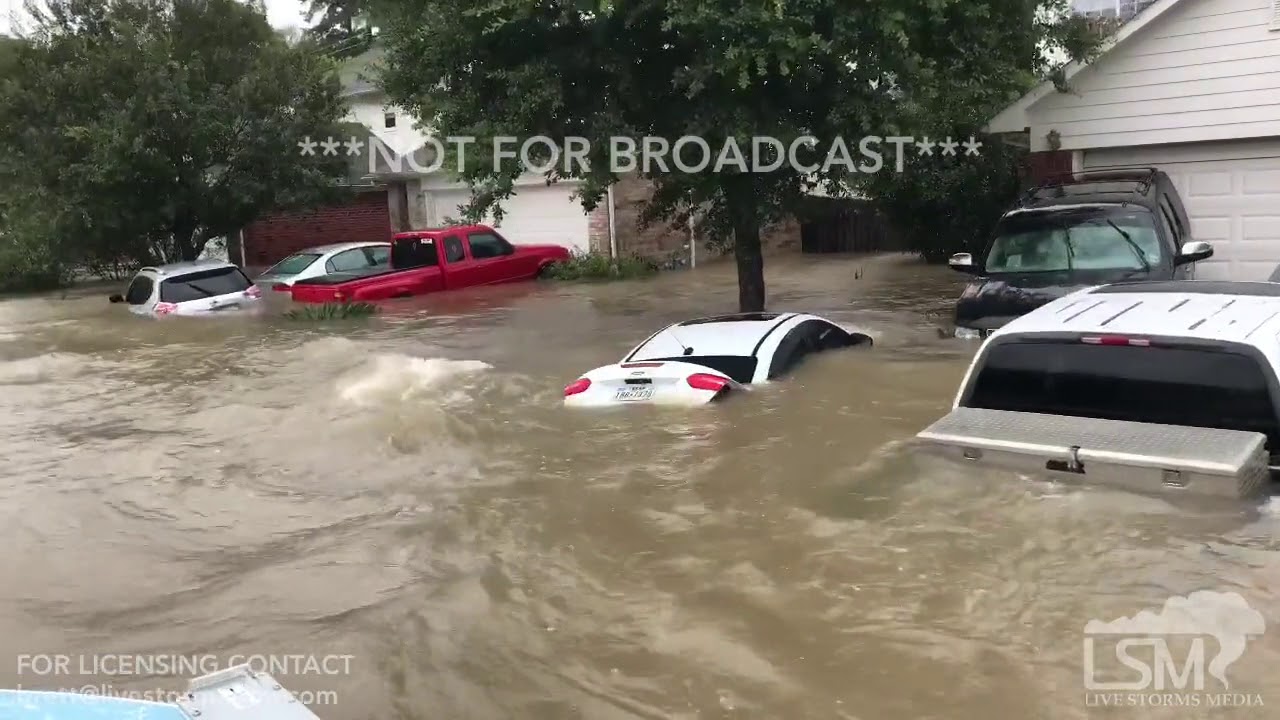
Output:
[1008, 168, 1165, 215]
[138, 259, 239, 276]
[628, 312, 826, 360]
[990, 280, 1280, 364]
[296, 241, 389, 255]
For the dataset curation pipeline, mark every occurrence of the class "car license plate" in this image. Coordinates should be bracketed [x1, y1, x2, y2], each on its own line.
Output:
[615, 387, 653, 402]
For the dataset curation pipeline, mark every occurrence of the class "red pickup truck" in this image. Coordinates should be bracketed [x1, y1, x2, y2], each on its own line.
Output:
[289, 225, 571, 304]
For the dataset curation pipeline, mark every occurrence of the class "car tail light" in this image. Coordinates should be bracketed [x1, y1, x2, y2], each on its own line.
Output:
[686, 373, 729, 391]
[621, 362, 665, 368]
[244, 285, 262, 298]
[333, 291, 346, 301]
[564, 378, 591, 396]
[1081, 335, 1150, 347]
[154, 302, 177, 315]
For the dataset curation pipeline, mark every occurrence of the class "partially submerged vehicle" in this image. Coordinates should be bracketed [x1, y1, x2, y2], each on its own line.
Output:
[254, 241, 391, 292]
[564, 312, 873, 407]
[109, 260, 263, 316]
[288, 225, 569, 304]
[916, 280, 1280, 500]
[947, 168, 1213, 339]
[0, 664, 322, 720]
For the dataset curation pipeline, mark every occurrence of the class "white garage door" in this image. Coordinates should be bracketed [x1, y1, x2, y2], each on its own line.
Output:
[1084, 139, 1280, 281]
[426, 181, 590, 253]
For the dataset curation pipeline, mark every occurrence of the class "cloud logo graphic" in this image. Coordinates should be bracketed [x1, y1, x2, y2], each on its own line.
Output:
[1084, 591, 1266, 689]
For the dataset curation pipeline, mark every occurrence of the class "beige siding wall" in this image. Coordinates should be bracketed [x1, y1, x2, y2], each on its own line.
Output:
[1029, 0, 1280, 151]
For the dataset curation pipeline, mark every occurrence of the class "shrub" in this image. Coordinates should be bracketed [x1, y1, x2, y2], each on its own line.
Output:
[539, 251, 659, 282]
[283, 302, 379, 321]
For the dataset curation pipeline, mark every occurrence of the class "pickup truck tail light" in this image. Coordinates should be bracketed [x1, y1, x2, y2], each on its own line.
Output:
[564, 378, 591, 396]
[687, 373, 729, 391]
[154, 302, 177, 315]
[1081, 335, 1150, 347]
[244, 285, 262, 299]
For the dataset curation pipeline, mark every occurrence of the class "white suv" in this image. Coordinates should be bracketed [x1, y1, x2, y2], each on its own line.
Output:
[110, 260, 263, 316]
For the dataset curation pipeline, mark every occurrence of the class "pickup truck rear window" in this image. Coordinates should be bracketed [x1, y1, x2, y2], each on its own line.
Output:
[964, 340, 1280, 446]
[391, 238, 439, 269]
[160, 267, 251, 303]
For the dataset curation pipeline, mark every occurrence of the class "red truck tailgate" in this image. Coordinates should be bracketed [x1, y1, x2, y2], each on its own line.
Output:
[290, 282, 352, 304]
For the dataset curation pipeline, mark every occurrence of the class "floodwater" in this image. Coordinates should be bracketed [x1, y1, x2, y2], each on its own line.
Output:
[1, 253, 1279, 720]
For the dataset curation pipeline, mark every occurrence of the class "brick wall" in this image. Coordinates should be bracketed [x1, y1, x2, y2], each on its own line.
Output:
[590, 174, 802, 261]
[587, 203, 611, 255]
[242, 190, 391, 269]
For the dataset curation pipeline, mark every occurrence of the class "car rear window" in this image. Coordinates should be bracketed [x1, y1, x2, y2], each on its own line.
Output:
[645, 355, 758, 384]
[964, 340, 1280, 447]
[159, 266, 252, 303]
[265, 253, 320, 276]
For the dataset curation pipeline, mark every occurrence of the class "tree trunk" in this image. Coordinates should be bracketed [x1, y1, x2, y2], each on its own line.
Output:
[724, 175, 765, 312]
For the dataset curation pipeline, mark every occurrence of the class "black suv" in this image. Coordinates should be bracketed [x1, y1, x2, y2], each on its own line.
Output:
[947, 167, 1214, 338]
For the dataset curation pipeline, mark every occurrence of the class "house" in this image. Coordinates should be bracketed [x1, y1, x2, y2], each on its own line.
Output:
[987, 0, 1280, 280]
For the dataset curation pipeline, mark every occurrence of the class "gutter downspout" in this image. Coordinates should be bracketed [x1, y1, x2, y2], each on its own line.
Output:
[606, 185, 618, 259]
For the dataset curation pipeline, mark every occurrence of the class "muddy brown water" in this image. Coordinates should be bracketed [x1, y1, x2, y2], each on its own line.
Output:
[1, 254, 1279, 720]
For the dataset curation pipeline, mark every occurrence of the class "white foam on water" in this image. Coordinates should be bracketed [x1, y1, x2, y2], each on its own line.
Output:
[337, 354, 492, 407]
[0, 353, 91, 384]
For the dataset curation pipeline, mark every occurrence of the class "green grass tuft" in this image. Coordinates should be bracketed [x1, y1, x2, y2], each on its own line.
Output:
[539, 251, 659, 282]
[284, 301, 379, 321]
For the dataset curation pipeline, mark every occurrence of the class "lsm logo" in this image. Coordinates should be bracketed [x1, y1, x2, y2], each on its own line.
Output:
[1083, 590, 1266, 709]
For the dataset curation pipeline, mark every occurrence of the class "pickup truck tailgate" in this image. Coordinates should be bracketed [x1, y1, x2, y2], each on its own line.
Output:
[915, 408, 1269, 500]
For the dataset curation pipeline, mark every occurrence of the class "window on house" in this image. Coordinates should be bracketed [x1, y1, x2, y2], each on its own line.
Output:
[384, 113, 396, 128]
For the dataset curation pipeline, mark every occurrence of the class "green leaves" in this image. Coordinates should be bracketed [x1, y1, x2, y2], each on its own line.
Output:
[0, 0, 349, 268]
[369, 0, 1102, 301]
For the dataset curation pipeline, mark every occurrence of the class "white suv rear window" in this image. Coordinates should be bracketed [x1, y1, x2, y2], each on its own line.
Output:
[160, 267, 252, 303]
[964, 340, 1280, 448]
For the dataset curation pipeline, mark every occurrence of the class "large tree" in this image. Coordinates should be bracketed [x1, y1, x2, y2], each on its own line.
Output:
[0, 0, 349, 265]
[371, 0, 1095, 312]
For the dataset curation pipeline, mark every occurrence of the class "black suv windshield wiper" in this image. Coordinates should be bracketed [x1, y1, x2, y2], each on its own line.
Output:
[1102, 219, 1151, 272]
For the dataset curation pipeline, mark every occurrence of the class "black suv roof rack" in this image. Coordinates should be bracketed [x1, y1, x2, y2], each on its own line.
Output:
[1018, 166, 1160, 207]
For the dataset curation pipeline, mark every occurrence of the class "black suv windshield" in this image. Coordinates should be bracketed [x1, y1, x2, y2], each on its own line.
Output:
[983, 208, 1162, 274]
[964, 340, 1280, 448]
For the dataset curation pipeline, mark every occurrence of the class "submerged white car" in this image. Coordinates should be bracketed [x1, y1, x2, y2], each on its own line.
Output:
[110, 260, 263, 316]
[564, 312, 873, 407]
[253, 241, 391, 292]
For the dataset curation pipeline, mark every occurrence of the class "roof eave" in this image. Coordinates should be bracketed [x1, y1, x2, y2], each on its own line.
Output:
[982, 0, 1189, 135]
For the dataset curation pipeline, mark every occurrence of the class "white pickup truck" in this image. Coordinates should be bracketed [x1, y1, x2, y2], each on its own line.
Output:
[916, 279, 1280, 500]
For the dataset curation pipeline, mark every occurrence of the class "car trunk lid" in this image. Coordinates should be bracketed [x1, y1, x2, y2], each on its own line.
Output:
[574, 361, 737, 404]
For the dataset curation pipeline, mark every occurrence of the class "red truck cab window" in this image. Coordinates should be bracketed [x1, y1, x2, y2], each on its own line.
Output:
[442, 235, 467, 263]
[467, 232, 515, 259]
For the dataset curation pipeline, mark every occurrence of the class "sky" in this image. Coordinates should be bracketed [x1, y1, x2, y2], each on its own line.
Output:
[1, 0, 309, 36]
